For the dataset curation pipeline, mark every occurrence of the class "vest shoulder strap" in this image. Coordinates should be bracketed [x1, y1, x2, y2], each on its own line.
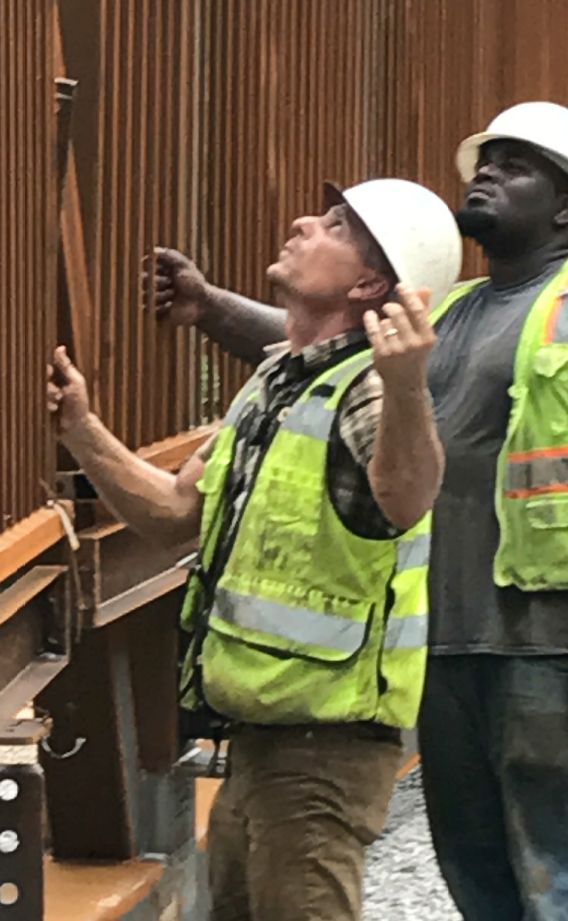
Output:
[514, 259, 568, 384]
[430, 278, 487, 326]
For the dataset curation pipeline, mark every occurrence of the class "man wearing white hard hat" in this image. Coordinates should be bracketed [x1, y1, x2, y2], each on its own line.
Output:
[154, 101, 568, 919]
[419, 101, 568, 921]
[50, 178, 461, 920]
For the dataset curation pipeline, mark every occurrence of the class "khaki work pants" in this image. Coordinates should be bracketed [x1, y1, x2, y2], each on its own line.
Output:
[208, 724, 402, 921]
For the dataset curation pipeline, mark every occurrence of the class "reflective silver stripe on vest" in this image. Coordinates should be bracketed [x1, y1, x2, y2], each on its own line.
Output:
[383, 613, 428, 650]
[551, 291, 568, 344]
[280, 401, 335, 441]
[280, 352, 373, 441]
[322, 352, 372, 386]
[212, 587, 366, 654]
[505, 454, 568, 492]
[396, 533, 431, 571]
[224, 377, 260, 425]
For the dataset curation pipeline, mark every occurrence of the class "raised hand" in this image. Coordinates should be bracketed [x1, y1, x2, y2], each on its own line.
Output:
[363, 284, 434, 387]
[141, 246, 209, 325]
[47, 346, 90, 434]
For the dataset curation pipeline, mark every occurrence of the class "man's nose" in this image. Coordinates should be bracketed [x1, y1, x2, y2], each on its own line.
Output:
[289, 214, 319, 236]
[473, 160, 499, 183]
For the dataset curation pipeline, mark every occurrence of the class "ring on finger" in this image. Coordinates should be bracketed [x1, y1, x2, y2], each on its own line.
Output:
[384, 327, 399, 338]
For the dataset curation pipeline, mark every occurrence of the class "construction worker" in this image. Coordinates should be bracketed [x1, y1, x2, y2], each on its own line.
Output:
[421, 102, 568, 921]
[48, 178, 461, 921]
[156, 102, 568, 920]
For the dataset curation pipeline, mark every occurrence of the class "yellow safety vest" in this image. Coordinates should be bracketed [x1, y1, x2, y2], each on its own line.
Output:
[431, 260, 568, 590]
[179, 349, 431, 729]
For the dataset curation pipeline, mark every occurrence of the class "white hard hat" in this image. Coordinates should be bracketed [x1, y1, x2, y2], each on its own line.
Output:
[456, 101, 568, 182]
[324, 178, 462, 310]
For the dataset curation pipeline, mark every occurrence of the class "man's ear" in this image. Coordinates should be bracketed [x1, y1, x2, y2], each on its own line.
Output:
[348, 271, 390, 304]
[553, 193, 568, 228]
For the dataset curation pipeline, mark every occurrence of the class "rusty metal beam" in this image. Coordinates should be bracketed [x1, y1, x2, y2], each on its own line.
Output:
[76, 520, 194, 627]
[38, 621, 142, 860]
[0, 715, 53, 746]
[0, 566, 70, 724]
[0, 764, 44, 921]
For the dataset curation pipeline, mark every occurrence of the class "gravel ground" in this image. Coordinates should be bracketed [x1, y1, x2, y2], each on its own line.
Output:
[363, 767, 462, 920]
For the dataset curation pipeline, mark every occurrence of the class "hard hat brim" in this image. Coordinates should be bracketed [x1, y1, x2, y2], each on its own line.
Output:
[456, 131, 568, 183]
[322, 180, 401, 282]
[322, 180, 347, 210]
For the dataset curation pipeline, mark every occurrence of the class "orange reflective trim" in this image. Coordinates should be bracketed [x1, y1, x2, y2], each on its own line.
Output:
[544, 295, 564, 344]
[505, 483, 568, 499]
[508, 445, 568, 463]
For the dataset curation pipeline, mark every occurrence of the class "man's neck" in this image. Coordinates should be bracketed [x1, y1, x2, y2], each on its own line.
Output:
[277, 292, 363, 354]
[487, 239, 568, 289]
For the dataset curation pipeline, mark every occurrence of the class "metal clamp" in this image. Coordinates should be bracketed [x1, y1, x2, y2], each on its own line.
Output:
[40, 735, 86, 761]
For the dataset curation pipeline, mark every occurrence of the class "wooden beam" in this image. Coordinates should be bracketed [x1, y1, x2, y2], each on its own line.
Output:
[0, 506, 73, 585]
[137, 423, 220, 472]
[0, 566, 67, 627]
[44, 857, 163, 921]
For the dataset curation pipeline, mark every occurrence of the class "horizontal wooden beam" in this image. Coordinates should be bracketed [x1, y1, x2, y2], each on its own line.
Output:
[0, 427, 212, 586]
[44, 856, 164, 921]
[0, 506, 73, 585]
[137, 423, 219, 471]
[0, 566, 67, 627]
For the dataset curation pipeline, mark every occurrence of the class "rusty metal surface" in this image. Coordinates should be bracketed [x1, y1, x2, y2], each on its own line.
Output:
[38, 623, 140, 860]
[0, 0, 56, 534]
[0, 763, 44, 920]
[0, 715, 53, 746]
[75, 522, 194, 625]
[0, 566, 70, 723]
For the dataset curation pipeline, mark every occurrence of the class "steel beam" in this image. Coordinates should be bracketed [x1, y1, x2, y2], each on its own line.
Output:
[0, 763, 44, 920]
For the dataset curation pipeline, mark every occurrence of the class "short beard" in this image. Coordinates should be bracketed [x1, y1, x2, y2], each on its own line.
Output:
[455, 207, 498, 243]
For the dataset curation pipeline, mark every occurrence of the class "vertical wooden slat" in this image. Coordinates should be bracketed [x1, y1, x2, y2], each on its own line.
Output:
[0, 0, 562, 543]
[0, 0, 56, 533]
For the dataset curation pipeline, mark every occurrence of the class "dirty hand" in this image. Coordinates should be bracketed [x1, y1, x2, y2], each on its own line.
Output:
[364, 284, 435, 388]
[141, 246, 208, 325]
[47, 346, 90, 434]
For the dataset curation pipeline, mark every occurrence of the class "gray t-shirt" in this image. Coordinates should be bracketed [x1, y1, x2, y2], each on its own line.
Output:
[427, 258, 568, 655]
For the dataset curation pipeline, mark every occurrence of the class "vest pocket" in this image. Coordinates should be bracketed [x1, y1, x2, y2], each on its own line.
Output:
[201, 601, 382, 723]
[521, 495, 568, 588]
[207, 589, 375, 663]
[526, 495, 568, 529]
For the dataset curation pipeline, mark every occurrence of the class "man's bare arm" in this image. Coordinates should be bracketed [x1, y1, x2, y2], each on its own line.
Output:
[365, 285, 444, 530]
[369, 382, 443, 530]
[198, 285, 286, 366]
[48, 347, 209, 546]
[144, 248, 286, 366]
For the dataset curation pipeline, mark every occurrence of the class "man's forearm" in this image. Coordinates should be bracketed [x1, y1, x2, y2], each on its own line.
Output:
[368, 381, 444, 530]
[199, 286, 287, 366]
[62, 414, 202, 545]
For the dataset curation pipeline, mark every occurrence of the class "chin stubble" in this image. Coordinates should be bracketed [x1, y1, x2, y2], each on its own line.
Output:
[455, 206, 498, 241]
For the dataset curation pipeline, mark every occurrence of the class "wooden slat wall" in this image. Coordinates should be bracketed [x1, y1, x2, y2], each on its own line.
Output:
[370, 0, 568, 277]
[0, 0, 56, 533]
[57, 0, 382, 451]
[4, 0, 568, 533]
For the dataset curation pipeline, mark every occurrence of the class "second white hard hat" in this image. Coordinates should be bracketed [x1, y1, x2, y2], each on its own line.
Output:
[325, 178, 463, 310]
[456, 101, 568, 183]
